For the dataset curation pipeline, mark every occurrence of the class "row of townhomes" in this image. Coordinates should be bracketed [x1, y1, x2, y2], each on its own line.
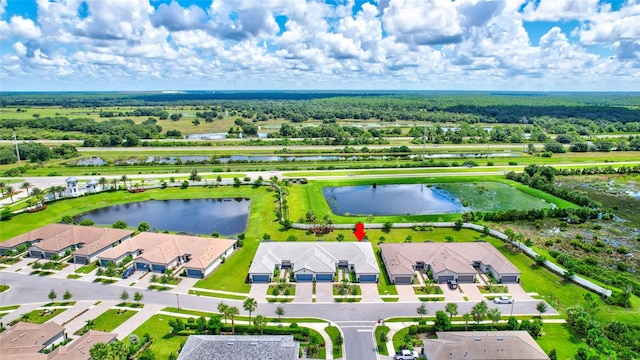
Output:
[2, 224, 522, 284]
[0, 224, 237, 278]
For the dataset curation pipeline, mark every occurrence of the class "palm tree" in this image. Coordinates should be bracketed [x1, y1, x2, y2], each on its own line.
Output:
[54, 185, 66, 199]
[445, 302, 458, 321]
[48, 186, 58, 201]
[111, 178, 118, 190]
[6, 186, 17, 203]
[471, 300, 488, 325]
[0, 181, 6, 196]
[218, 302, 229, 325]
[462, 313, 472, 331]
[31, 187, 43, 197]
[488, 308, 501, 330]
[253, 315, 267, 335]
[85, 319, 95, 330]
[98, 177, 107, 191]
[20, 181, 32, 196]
[243, 297, 258, 324]
[226, 306, 240, 334]
[120, 175, 129, 189]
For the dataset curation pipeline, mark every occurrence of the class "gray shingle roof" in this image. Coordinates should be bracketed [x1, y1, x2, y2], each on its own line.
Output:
[177, 335, 299, 360]
[249, 242, 379, 276]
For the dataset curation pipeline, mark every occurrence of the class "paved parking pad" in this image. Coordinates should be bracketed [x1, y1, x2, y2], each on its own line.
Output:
[459, 283, 485, 302]
[294, 282, 313, 303]
[396, 284, 418, 302]
[360, 283, 381, 303]
[505, 284, 533, 301]
[316, 282, 334, 303]
[439, 284, 465, 301]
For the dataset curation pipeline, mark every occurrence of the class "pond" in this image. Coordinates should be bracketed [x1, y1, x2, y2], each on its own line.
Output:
[74, 199, 250, 235]
[323, 182, 552, 216]
[323, 184, 465, 215]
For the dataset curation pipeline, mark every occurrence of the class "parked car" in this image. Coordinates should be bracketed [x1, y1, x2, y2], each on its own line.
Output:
[446, 279, 457, 290]
[394, 349, 419, 360]
[122, 266, 135, 279]
[494, 296, 513, 304]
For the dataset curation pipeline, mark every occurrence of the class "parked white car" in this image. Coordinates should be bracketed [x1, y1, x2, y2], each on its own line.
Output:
[493, 296, 514, 304]
[394, 349, 420, 360]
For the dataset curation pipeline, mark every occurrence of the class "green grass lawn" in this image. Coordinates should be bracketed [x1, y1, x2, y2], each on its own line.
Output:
[0, 305, 20, 311]
[188, 290, 248, 300]
[325, 326, 343, 358]
[75, 261, 98, 274]
[0, 284, 9, 293]
[17, 308, 66, 324]
[375, 326, 390, 355]
[536, 323, 585, 360]
[127, 315, 184, 359]
[91, 308, 137, 332]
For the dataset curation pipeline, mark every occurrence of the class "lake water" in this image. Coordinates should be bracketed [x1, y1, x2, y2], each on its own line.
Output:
[75, 152, 520, 166]
[74, 199, 250, 235]
[323, 184, 464, 215]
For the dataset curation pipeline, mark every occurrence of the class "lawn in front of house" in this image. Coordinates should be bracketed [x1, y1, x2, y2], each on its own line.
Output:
[90, 308, 138, 332]
[14, 308, 66, 325]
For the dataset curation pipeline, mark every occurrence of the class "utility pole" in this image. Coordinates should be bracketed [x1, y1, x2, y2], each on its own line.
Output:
[13, 131, 21, 166]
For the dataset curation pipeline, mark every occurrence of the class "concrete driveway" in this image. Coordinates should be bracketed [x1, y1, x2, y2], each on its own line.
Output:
[439, 284, 465, 301]
[458, 283, 485, 302]
[249, 283, 269, 302]
[315, 282, 334, 303]
[294, 282, 313, 303]
[506, 284, 533, 301]
[396, 285, 418, 302]
[360, 283, 381, 303]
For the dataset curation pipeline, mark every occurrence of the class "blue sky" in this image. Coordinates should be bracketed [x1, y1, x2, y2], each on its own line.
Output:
[0, 0, 638, 91]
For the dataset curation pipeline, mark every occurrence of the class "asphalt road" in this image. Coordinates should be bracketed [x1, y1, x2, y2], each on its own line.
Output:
[0, 272, 555, 360]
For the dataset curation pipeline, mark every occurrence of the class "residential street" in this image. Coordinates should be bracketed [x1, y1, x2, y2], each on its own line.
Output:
[0, 271, 556, 360]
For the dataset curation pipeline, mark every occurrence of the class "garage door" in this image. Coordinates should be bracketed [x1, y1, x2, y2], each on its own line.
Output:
[501, 276, 518, 283]
[252, 275, 270, 283]
[135, 262, 149, 270]
[186, 269, 203, 278]
[458, 275, 475, 283]
[74, 256, 88, 264]
[438, 275, 455, 283]
[316, 274, 333, 282]
[359, 275, 378, 283]
[393, 276, 413, 285]
[296, 274, 313, 282]
[30, 250, 43, 258]
[152, 264, 166, 273]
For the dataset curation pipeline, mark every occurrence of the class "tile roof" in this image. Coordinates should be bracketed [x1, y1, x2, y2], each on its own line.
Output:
[177, 335, 299, 360]
[423, 331, 550, 360]
[47, 330, 116, 360]
[0, 322, 65, 355]
[249, 242, 379, 275]
[1, 224, 133, 255]
[380, 242, 520, 277]
[99, 232, 236, 271]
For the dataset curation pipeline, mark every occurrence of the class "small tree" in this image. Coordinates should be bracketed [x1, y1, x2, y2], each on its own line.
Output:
[134, 291, 143, 305]
[536, 301, 548, 317]
[463, 313, 472, 331]
[218, 302, 229, 324]
[112, 220, 127, 229]
[226, 306, 240, 334]
[138, 222, 150, 232]
[48, 289, 57, 302]
[243, 297, 258, 324]
[471, 300, 488, 324]
[63, 290, 72, 302]
[275, 305, 285, 321]
[120, 290, 129, 303]
[253, 315, 267, 335]
[445, 302, 458, 321]
[434, 310, 451, 331]
[416, 302, 428, 319]
[488, 308, 501, 330]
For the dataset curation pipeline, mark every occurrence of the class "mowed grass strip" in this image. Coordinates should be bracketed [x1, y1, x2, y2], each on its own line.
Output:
[91, 308, 137, 332]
